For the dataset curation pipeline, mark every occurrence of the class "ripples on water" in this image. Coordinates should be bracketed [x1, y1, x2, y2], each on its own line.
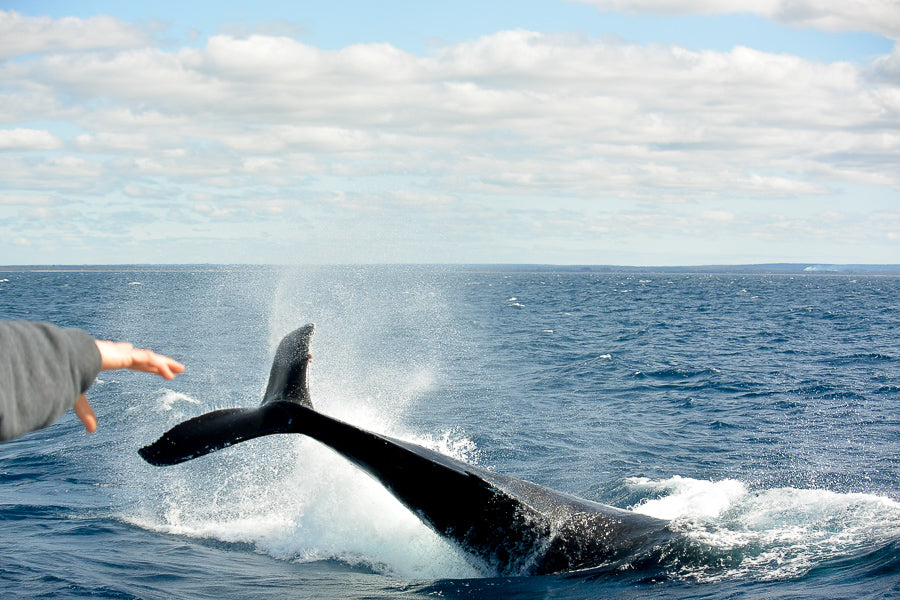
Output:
[0, 267, 898, 599]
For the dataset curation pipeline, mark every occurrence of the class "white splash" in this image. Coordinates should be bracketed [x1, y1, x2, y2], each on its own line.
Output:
[126, 378, 484, 580]
[153, 389, 201, 412]
[625, 476, 900, 582]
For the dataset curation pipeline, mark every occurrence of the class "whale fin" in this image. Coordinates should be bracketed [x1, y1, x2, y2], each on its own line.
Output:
[262, 323, 315, 408]
[140, 323, 316, 466]
[138, 402, 299, 466]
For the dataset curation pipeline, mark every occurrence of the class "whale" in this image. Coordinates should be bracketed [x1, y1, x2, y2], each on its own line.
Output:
[139, 324, 673, 575]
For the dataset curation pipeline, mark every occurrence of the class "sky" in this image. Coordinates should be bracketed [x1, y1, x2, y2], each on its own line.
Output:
[0, 1, 898, 265]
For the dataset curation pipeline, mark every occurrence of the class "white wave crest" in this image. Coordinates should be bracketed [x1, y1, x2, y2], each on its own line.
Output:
[626, 476, 900, 582]
[628, 475, 747, 520]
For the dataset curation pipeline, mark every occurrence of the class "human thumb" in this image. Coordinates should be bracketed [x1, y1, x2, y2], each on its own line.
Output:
[74, 393, 97, 433]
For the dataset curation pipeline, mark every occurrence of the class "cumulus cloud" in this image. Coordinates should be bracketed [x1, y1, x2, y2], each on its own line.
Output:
[0, 128, 63, 151]
[0, 9, 897, 263]
[0, 10, 153, 59]
[573, 0, 900, 39]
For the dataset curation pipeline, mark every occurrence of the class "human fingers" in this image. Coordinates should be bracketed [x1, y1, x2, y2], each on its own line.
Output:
[128, 348, 185, 379]
[74, 393, 97, 434]
[96, 341, 185, 378]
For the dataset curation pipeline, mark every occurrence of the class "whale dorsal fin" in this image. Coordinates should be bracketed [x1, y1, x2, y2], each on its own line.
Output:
[262, 323, 315, 408]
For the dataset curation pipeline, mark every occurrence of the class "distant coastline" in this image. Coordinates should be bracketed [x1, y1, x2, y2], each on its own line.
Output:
[1, 264, 899, 275]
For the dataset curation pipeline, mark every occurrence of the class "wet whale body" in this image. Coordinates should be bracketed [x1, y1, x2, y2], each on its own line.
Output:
[139, 324, 673, 576]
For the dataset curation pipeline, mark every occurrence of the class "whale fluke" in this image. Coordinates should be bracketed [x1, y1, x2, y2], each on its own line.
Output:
[139, 324, 672, 575]
[140, 324, 316, 466]
[138, 404, 296, 466]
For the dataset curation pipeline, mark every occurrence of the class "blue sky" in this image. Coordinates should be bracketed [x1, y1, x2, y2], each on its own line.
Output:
[1, 0, 898, 265]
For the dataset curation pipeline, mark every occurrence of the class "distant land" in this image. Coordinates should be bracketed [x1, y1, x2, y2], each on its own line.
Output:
[463, 264, 900, 275]
[1, 264, 899, 275]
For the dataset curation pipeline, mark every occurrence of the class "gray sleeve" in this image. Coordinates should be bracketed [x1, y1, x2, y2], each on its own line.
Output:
[0, 321, 103, 442]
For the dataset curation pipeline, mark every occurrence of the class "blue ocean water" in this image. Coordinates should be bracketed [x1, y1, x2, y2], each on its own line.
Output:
[0, 265, 898, 599]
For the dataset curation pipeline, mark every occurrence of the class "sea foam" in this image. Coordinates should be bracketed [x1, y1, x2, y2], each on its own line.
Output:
[626, 476, 900, 582]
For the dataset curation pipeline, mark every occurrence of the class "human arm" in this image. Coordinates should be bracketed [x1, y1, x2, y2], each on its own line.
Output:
[0, 321, 184, 441]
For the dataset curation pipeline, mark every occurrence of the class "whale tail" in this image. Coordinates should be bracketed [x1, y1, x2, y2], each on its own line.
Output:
[138, 324, 316, 466]
[138, 323, 673, 575]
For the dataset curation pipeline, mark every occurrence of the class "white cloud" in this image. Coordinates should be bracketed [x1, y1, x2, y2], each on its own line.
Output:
[871, 44, 900, 81]
[698, 209, 736, 223]
[0, 128, 62, 151]
[0, 10, 153, 59]
[0, 194, 58, 206]
[2, 31, 897, 191]
[573, 0, 900, 39]
[0, 15, 897, 263]
[75, 132, 154, 151]
[22, 207, 55, 219]
[192, 203, 235, 218]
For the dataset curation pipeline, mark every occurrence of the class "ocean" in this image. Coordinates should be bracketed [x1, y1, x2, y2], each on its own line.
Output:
[0, 265, 898, 599]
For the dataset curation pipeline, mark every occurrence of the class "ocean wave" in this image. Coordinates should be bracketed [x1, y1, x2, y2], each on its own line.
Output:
[626, 476, 900, 583]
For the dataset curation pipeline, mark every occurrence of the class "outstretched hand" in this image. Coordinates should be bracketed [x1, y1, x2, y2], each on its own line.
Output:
[94, 341, 185, 380]
[76, 341, 185, 433]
